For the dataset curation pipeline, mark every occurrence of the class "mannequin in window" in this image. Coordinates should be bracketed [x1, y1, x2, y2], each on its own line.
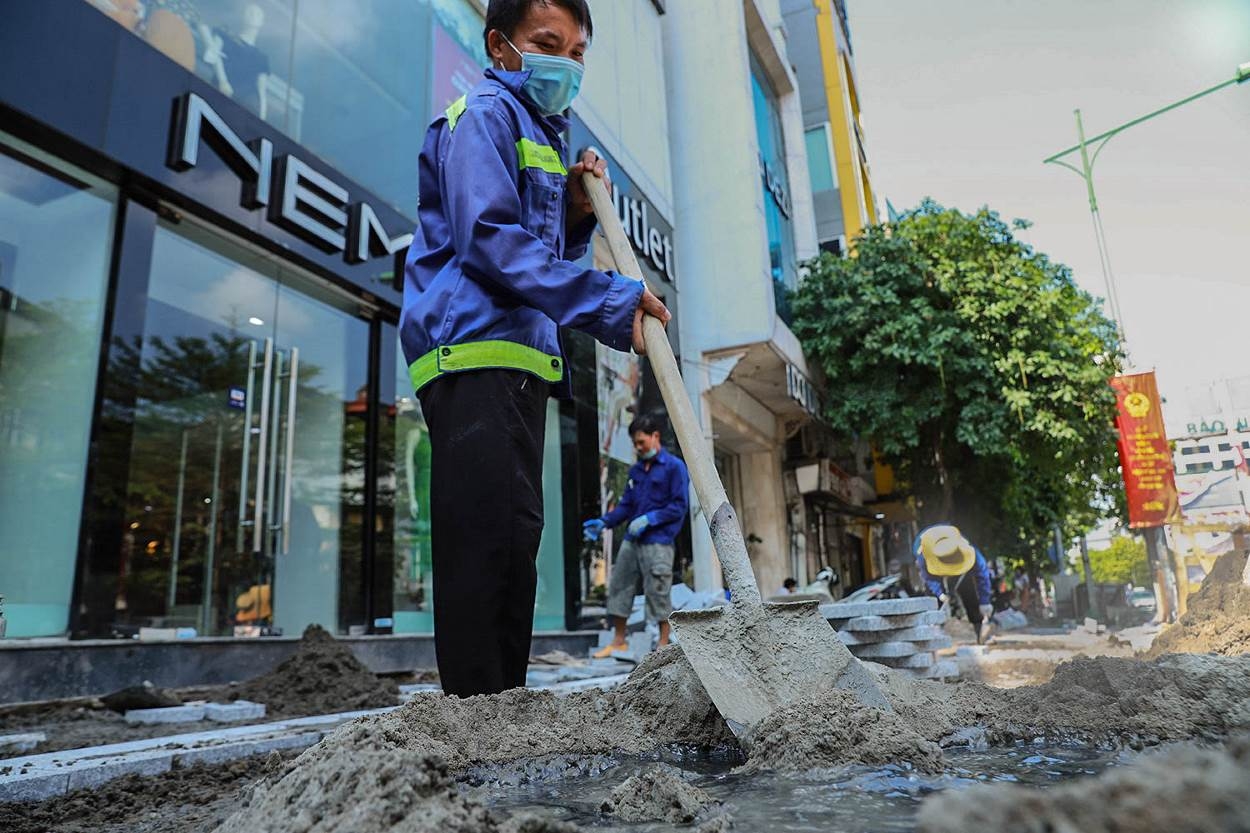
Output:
[200, 4, 270, 114]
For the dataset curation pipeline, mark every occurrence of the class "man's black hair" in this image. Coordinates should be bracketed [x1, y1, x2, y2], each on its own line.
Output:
[484, 0, 594, 54]
[628, 413, 664, 437]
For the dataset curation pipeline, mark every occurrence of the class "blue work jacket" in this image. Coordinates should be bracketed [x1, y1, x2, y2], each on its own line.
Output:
[601, 448, 690, 545]
[400, 68, 643, 397]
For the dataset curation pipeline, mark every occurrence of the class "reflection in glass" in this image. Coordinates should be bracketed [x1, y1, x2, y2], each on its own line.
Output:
[0, 138, 116, 637]
[384, 328, 434, 633]
[107, 220, 369, 635]
[81, 0, 488, 221]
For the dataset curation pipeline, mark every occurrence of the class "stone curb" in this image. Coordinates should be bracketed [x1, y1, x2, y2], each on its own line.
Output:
[872, 652, 936, 669]
[0, 668, 629, 804]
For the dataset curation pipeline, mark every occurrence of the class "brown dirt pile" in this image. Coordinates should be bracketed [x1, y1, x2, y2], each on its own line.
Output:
[229, 625, 399, 716]
[1147, 550, 1250, 658]
[6, 751, 298, 833]
[739, 688, 945, 774]
[600, 766, 718, 823]
[917, 735, 1250, 833]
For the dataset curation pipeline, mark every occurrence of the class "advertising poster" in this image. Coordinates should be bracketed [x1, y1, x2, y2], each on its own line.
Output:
[1110, 371, 1182, 528]
[431, 22, 484, 120]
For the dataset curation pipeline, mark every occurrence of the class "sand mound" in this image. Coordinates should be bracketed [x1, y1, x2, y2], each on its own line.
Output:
[917, 736, 1250, 833]
[739, 688, 945, 773]
[600, 766, 718, 823]
[1147, 551, 1250, 658]
[214, 646, 731, 833]
[869, 652, 1250, 747]
[229, 625, 399, 716]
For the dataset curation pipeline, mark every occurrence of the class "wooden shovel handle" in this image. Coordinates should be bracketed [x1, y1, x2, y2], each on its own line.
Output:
[581, 172, 761, 606]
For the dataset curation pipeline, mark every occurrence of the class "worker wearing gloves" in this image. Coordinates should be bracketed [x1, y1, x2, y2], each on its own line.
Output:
[914, 524, 994, 643]
[583, 414, 690, 656]
[400, 0, 670, 697]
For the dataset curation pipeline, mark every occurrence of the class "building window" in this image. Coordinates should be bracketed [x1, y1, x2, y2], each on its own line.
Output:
[749, 54, 798, 294]
[81, 0, 488, 221]
[804, 123, 837, 194]
[0, 136, 116, 637]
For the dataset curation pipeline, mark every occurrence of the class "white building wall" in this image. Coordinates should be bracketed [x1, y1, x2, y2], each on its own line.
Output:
[575, 0, 674, 218]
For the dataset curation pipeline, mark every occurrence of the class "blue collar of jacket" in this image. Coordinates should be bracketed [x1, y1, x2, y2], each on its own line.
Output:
[485, 67, 570, 134]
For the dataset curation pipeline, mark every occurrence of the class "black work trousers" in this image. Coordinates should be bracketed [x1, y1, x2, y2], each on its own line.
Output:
[418, 369, 547, 697]
[944, 572, 984, 639]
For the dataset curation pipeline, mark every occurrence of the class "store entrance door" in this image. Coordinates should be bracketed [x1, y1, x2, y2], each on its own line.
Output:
[114, 219, 371, 636]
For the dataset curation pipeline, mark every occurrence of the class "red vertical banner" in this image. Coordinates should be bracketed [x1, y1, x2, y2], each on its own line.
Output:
[1110, 372, 1181, 528]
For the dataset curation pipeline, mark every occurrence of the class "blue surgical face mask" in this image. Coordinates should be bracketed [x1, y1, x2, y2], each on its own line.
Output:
[638, 447, 659, 461]
[502, 34, 584, 116]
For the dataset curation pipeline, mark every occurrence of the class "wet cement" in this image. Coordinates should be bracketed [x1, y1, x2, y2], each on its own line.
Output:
[1147, 550, 1250, 659]
[739, 689, 944, 774]
[917, 736, 1250, 833]
[599, 766, 719, 823]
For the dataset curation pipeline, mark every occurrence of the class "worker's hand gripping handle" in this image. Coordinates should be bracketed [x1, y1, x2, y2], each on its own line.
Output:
[580, 173, 762, 606]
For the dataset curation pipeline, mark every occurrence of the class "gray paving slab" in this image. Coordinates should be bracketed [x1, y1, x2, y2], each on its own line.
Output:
[66, 749, 173, 791]
[123, 704, 207, 724]
[872, 652, 937, 669]
[912, 635, 954, 651]
[0, 771, 69, 803]
[849, 641, 920, 658]
[205, 701, 266, 722]
[829, 608, 947, 631]
[836, 624, 945, 645]
[821, 597, 938, 620]
[0, 733, 46, 754]
[172, 731, 323, 767]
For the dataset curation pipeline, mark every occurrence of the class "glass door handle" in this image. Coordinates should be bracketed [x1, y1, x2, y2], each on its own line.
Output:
[251, 338, 275, 553]
[281, 348, 299, 555]
[237, 340, 259, 552]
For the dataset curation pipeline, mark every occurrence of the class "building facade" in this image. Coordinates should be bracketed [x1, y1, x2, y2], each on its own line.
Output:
[0, 0, 681, 639]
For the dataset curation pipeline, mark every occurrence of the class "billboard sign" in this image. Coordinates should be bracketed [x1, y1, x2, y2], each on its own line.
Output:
[1111, 371, 1182, 528]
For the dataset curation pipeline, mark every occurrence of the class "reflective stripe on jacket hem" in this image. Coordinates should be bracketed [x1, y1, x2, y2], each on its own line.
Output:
[409, 339, 564, 392]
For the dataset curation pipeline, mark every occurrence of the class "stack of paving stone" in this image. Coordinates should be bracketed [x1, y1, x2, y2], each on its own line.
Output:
[821, 597, 958, 680]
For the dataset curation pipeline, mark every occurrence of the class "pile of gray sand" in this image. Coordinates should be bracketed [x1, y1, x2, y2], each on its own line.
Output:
[228, 624, 399, 717]
[213, 644, 1250, 833]
[600, 766, 719, 823]
[867, 652, 1250, 748]
[214, 646, 732, 833]
[916, 735, 1250, 833]
[739, 688, 944, 773]
[1147, 550, 1250, 658]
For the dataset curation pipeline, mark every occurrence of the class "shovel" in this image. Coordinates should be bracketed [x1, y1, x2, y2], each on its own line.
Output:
[581, 173, 891, 735]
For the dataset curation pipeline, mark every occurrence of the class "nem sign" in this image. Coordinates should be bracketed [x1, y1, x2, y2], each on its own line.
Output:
[167, 93, 412, 264]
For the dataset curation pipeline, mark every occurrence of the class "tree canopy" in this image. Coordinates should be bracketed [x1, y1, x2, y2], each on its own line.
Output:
[792, 200, 1123, 565]
[1080, 535, 1151, 587]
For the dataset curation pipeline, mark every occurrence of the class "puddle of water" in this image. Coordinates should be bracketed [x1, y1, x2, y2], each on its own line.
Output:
[471, 743, 1126, 833]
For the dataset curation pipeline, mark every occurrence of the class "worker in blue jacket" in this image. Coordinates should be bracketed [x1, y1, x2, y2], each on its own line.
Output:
[400, 0, 670, 697]
[583, 414, 689, 655]
[914, 524, 994, 642]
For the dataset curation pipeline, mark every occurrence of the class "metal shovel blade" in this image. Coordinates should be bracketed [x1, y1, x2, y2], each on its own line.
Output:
[671, 598, 892, 736]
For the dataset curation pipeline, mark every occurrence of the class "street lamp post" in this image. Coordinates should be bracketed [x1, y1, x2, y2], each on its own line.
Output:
[1043, 61, 1250, 357]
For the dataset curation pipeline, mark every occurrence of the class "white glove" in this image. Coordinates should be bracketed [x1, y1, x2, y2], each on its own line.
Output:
[979, 604, 994, 622]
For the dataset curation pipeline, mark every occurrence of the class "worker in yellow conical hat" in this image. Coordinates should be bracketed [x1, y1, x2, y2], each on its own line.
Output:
[914, 524, 994, 642]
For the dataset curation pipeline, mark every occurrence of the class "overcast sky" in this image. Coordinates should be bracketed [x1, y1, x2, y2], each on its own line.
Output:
[847, 0, 1250, 423]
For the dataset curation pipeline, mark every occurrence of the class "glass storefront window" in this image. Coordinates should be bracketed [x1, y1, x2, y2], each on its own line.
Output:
[98, 218, 371, 636]
[0, 136, 116, 637]
[749, 55, 798, 292]
[81, 0, 487, 221]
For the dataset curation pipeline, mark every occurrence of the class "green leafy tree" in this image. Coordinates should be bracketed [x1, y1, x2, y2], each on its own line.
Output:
[1081, 535, 1150, 586]
[792, 200, 1123, 565]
